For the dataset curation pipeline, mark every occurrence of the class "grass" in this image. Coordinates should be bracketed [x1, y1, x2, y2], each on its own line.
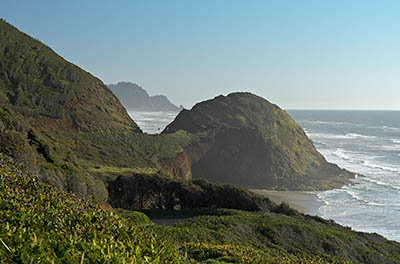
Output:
[0, 153, 185, 263]
[2, 153, 400, 263]
[150, 210, 400, 264]
[89, 165, 159, 176]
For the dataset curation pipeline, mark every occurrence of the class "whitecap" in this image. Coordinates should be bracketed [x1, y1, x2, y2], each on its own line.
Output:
[345, 133, 376, 139]
[361, 160, 399, 173]
[333, 148, 352, 161]
[382, 126, 400, 132]
[378, 145, 400, 152]
[308, 133, 351, 140]
[343, 189, 384, 206]
[308, 132, 376, 140]
[362, 177, 400, 191]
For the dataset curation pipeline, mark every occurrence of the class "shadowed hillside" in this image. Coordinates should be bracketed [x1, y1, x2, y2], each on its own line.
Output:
[163, 92, 355, 190]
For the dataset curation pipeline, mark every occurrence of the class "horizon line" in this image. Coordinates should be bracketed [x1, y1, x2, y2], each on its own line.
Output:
[285, 109, 400, 111]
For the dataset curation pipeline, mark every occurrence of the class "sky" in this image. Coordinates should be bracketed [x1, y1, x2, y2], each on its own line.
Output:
[2, 1, 400, 110]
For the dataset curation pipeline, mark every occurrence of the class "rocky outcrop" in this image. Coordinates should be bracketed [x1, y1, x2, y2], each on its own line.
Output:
[163, 92, 355, 190]
[108, 82, 181, 112]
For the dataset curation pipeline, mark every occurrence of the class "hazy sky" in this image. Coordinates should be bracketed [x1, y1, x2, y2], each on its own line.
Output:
[2, 1, 400, 109]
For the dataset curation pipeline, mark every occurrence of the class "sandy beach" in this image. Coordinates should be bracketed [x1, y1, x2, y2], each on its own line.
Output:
[251, 189, 323, 215]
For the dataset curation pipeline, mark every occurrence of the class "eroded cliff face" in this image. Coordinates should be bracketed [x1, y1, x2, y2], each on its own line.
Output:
[162, 92, 354, 190]
[158, 136, 214, 180]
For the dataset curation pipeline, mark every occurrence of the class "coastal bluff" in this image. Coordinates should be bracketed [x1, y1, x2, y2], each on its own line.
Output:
[108, 82, 182, 112]
[163, 92, 355, 190]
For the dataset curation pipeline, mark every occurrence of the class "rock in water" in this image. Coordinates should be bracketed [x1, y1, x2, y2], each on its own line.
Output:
[163, 92, 354, 190]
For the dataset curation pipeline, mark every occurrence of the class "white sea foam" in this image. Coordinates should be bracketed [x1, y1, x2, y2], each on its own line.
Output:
[314, 120, 345, 125]
[312, 140, 328, 147]
[361, 160, 399, 173]
[342, 188, 384, 206]
[308, 133, 349, 139]
[345, 133, 376, 139]
[333, 148, 352, 161]
[361, 177, 400, 191]
[308, 132, 376, 140]
[378, 145, 400, 152]
[128, 111, 179, 134]
[316, 189, 342, 201]
[382, 126, 400, 132]
[292, 111, 400, 241]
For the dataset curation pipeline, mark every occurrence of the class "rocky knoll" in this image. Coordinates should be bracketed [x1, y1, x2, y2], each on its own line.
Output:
[163, 92, 355, 190]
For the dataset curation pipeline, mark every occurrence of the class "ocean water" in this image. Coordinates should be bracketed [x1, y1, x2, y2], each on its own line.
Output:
[129, 109, 400, 241]
[288, 110, 400, 242]
[128, 111, 179, 134]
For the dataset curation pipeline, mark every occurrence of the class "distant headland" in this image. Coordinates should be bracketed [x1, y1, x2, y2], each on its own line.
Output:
[108, 82, 183, 112]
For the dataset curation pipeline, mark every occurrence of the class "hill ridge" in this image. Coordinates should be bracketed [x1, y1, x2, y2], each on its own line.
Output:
[163, 92, 355, 190]
[108, 81, 182, 112]
[0, 19, 140, 133]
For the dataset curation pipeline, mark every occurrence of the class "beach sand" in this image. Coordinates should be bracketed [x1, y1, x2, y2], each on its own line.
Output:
[251, 189, 323, 215]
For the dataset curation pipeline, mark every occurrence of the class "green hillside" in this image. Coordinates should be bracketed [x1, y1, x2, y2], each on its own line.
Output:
[163, 93, 354, 190]
[2, 154, 400, 263]
[3, 18, 400, 264]
[0, 19, 139, 133]
[0, 18, 191, 202]
[0, 153, 183, 263]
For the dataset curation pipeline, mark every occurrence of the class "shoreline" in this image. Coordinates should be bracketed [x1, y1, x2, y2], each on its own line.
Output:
[251, 189, 323, 216]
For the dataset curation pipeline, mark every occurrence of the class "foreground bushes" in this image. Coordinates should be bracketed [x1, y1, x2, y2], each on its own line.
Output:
[3, 153, 400, 264]
[107, 174, 274, 211]
[0, 154, 184, 263]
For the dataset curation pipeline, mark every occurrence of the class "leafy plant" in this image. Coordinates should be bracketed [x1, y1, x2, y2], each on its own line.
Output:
[0, 154, 185, 263]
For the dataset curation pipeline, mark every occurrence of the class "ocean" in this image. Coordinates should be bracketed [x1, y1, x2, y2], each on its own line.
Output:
[129, 110, 400, 241]
[128, 111, 179, 134]
[288, 110, 400, 242]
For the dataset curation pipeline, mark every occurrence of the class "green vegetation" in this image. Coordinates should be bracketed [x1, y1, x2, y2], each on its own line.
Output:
[163, 93, 354, 190]
[3, 154, 400, 263]
[108, 175, 274, 211]
[0, 19, 139, 133]
[89, 165, 158, 176]
[153, 209, 400, 264]
[45, 129, 197, 171]
[0, 154, 184, 263]
[0, 19, 201, 201]
[2, 18, 400, 264]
